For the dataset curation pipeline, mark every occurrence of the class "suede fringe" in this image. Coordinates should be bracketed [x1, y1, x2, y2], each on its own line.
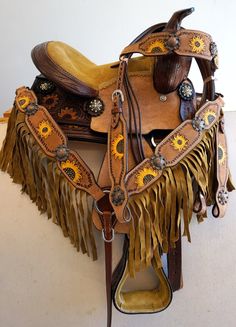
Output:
[127, 124, 220, 277]
[0, 106, 97, 260]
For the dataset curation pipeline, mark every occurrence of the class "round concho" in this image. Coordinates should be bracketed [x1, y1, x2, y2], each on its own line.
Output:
[111, 186, 125, 206]
[36, 79, 56, 95]
[171, 134, 188, 151]
[85, 98, 104, 117]
[192, 116, 205, 132]
[25, 102, 39, 116]
[150, 154, 166, 170]
[218, 189, 229, 205]
[61, 160, 81, 183]
[136, 167, 158, 188]
[37, 120, 53, 139]
[111, 134, 124, 160]
[55, 145, 70, 162]
[178, 81, 194, 101]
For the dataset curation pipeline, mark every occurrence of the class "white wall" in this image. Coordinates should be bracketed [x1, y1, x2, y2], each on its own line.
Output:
[0, 0, 236, 114]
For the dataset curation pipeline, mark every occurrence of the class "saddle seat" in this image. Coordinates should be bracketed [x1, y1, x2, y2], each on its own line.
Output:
[32, 41, 154, 97]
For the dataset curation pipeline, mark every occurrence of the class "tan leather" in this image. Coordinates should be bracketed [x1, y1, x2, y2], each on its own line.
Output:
[125, 98, 224, 196]
[92, 75, 181, 134]
[15, 87, 104, 201]
[121, 29, 213, 61]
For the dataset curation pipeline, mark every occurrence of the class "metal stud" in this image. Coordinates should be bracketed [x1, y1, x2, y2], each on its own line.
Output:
[160, 95, 167, 102]
[150, 154, 166, 170]
[178, 81, 194, 101]
[55, 144, 70, 162]
[192, 116, 206, 132]
[218, 189, 229, 205]
[37, 79, 55, 95]
[25, 102, 39, 116]
[210, 42, 218, 57]
[85, 98, 104, 117]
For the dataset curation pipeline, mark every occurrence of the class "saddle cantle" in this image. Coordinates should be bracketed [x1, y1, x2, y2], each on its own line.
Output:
[0, 7, 234, 327]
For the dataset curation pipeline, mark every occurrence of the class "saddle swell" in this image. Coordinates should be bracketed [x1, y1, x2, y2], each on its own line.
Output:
[0, 7, 234, 327]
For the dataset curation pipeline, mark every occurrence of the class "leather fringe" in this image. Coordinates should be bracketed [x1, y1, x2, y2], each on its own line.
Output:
[127, 124, 222, 277]
[0, 105, 97, 260]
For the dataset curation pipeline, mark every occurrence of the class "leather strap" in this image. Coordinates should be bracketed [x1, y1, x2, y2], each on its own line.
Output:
[212, 118, 229, 218]
[121, 29, 214, 61]
[125, 97, 224, 196]
[108, 59, 129, 223]
[103, 211, 114, 327]
[167, 236, 182, 291]
[15, 86, 105, 201]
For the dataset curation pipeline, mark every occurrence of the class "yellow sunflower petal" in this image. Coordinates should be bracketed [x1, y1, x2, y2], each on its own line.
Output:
[171, 134, 188, 151]
[136, 167, 158, 188]
[189, 36, 205, 54]
[61, 160, 81, 183]
[37, 120, 53, 139]
[111, 134, 124, 160]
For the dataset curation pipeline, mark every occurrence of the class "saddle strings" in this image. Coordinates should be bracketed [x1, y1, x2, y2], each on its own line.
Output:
[123, 69, 145, 163]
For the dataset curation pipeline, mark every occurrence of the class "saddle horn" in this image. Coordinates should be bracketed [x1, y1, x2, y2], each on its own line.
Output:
[153, 8, 195, 94]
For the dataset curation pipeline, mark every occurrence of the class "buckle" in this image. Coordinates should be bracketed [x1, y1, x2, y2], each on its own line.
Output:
[112, 89, 124, 103]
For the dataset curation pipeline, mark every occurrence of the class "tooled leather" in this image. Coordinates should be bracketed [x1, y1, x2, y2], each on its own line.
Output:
[121, 29, 213, 61]
[15, 87, 104, 201]
[91, 75, 181, 134]
[214, 121, 229, 217]
[125, 98, 224, 195]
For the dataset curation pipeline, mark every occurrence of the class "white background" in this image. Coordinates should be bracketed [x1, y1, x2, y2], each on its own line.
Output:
[0, 1, 236, 327]
[0, 0, 236, 113]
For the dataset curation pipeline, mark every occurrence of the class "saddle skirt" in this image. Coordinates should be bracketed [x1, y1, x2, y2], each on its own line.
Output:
[0, 7, 234, 327]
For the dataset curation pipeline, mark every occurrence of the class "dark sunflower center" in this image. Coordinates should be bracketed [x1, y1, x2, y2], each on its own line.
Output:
[177, 140, 182, 145]
[207, 114, 215, 124]
[218, 147, 223, 160]
[195, 41, 200, 47]
[64, 168, 76, 180]
[116, 140, 124, 154]
[42, 127, 48, 133]
[143, 174, 155, 185]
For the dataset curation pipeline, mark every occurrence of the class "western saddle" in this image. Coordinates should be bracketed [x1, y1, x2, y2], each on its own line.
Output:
[0, 7, 234, 327]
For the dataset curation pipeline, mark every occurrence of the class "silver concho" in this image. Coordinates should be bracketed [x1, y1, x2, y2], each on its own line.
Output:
[210, 42, 218, 57]
[37, 79, 55, 95]
[111, 186, 125, 206]
[86, 98, 104, 117]
[192, 116, 206, 132]
[150, 154, 166, 170]
[55, 144, 70, 162]
[218, 189, 229, 205]
[25, 102, 39, 116]
[178, 82, 194, 101]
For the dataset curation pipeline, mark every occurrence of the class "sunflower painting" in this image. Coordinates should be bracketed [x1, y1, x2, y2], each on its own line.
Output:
[136, 167, 158, 188]
[189, 36, 205, 54]
[171, 134, 188, 151]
